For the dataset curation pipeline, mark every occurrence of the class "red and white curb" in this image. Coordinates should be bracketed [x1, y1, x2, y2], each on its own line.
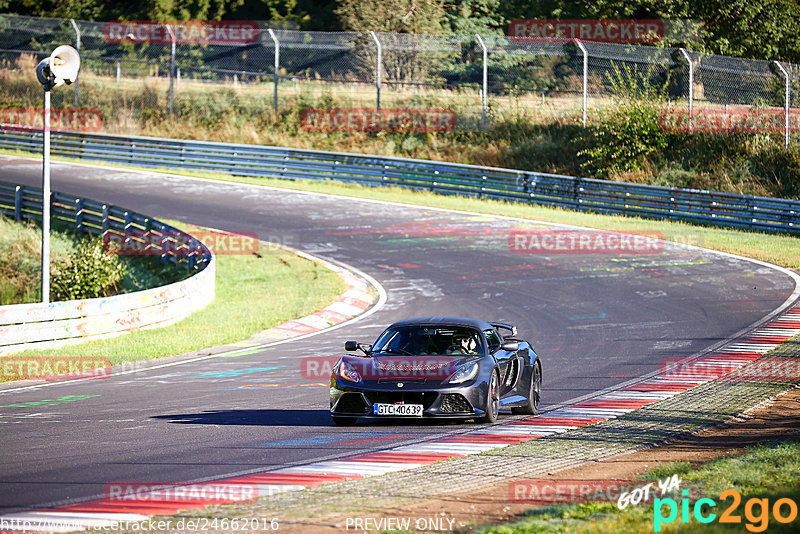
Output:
[2, 306, 798, 531]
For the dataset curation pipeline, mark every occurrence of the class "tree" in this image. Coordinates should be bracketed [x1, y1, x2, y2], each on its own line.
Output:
[336, 0, 447, 33]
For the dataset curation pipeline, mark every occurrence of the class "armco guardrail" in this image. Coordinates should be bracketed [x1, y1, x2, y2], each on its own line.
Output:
[0, 181, 215, 355]
[1, 127, 798, 234]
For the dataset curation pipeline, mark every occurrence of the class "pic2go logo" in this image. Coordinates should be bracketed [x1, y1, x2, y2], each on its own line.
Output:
[654, 489, 798, 532]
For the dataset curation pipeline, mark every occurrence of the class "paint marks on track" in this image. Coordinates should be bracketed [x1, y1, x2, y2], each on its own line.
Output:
[2, 306, 799, 531]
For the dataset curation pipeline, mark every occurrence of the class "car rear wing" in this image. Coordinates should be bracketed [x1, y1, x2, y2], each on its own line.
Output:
[491, 322, 518, 339]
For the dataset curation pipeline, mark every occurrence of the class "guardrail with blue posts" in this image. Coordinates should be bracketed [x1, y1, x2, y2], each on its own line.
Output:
[1, 127, 797, 234]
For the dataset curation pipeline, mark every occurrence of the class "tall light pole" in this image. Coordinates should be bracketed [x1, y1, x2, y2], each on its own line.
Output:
[35, 45, 80, 304]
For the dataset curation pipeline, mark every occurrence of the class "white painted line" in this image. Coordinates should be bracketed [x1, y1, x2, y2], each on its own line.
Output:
[391, 443, 505, 454]
[473, 426, 561, 435]
[502, 424, 576, 433]
[275, 461, 419, 476]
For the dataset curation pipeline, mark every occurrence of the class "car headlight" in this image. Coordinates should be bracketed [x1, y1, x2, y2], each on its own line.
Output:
[338, 360, 362, 383]
[449, 361, 479, 384]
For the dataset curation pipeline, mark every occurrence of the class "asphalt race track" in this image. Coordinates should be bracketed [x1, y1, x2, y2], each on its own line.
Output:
[1, 155, 797, 515]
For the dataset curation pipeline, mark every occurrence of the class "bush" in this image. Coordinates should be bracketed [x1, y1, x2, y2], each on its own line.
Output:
[579, 99, 668, 177]
[51, 237, 127, 301]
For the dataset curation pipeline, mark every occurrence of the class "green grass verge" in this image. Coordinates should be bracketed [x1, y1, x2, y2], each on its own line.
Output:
[0, 215, 73, 304]
[478, 433, 800, 533]
[3, 221, 347, 373]
[3, 149, 795, 269]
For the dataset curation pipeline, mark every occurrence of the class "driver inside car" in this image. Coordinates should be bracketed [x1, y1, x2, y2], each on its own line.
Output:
[447, 333, 478, 355]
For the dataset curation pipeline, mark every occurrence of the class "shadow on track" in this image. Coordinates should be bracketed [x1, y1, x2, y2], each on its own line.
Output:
[152, 409, 480, 428]
[152, 409, 332, 426]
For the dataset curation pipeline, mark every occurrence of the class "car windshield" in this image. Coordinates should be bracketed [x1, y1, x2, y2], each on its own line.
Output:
[371, 326, 484, 356]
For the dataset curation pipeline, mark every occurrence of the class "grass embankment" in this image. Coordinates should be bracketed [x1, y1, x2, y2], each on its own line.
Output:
[479, 434, 800, 533]
[5, 221, 347, 369]
[2, 54, 798, 200]
[0, 215, 184, 305]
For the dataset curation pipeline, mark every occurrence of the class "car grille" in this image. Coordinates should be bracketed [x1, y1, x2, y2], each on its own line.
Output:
[334, 393, 369, 414]
[364, 391, 438, 410]
[439, 394, 473, 413]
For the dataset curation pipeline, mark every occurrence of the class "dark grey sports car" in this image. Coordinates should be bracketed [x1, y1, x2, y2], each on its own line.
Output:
[329, 317, 541, 426]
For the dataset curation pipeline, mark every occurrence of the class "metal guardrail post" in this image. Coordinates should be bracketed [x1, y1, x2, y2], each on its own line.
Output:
[70, 19, 80, 107]
[678, 48, 694, 131]
[14, 185, 22, 221]
[76, 198, 83, 231]
[369, 31, 382, 110]
[475, 34, 488, 123]
[101, 204, 109, 232]
[574, 39, 588, 128]
[772, 61, 791, 149]
[268, 28, 280, 110]
[166, 24, 176, 116]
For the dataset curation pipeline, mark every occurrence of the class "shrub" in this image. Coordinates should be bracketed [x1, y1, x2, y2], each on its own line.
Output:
[51, 237, 127, 301]
[579, 99, 668, 177]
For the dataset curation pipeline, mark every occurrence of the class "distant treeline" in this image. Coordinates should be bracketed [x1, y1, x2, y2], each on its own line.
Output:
[2, 0, 799, 63]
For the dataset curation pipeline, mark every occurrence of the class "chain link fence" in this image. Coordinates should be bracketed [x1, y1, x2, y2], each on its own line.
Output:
[0, 13, 796, 146]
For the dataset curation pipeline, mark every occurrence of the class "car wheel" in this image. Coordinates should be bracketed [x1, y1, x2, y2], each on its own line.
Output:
[478, 371, 500, 423]
[512, 360, 541, 415]
[332, 416, 357, 426]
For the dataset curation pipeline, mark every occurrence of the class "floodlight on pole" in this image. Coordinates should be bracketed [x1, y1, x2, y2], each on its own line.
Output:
[35, 45, 80, 304]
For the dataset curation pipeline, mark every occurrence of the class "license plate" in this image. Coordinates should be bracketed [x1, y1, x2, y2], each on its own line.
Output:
[373, 403, 423, 416]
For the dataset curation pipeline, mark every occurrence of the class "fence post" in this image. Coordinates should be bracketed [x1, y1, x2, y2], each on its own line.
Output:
[678, 48, 694, 131]
[268, 28, 280, 110]
[772, 60, 791, 149]
[369, 31, 382, 110]
[70, 19, 80, 107]
[166, 24, 176, 116]
[475, 34, 488, 123]
[574, 39, 588, 128]
[176, 67, 181, 90]
[116, 60, 120, 82]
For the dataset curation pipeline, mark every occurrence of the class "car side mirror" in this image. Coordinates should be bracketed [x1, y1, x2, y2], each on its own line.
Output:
[345, 341, 371, 354]
[501, 341, 519, 352]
